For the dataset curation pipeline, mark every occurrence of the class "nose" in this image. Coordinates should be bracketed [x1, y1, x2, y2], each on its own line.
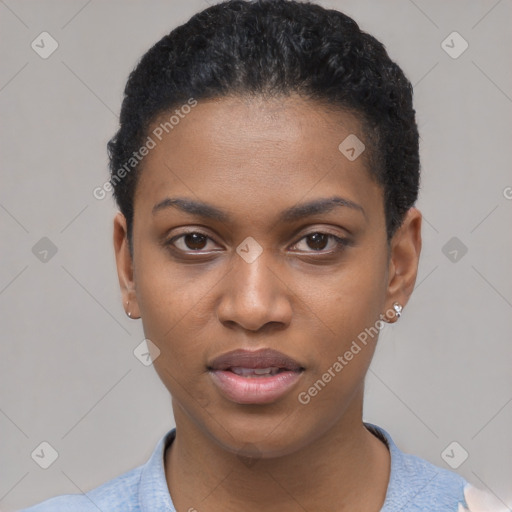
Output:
[216, 249, 293, 333]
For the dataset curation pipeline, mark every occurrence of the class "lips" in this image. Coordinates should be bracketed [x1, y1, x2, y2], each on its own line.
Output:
[207, 348, 304, 404]
[208, 348, 303, 372]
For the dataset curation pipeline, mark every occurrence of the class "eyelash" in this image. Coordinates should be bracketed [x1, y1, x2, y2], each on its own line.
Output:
[165, 230, 350, 256]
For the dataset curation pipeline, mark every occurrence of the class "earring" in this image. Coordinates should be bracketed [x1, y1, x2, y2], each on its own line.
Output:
[393, 302, 403, 319]
[127, 311, 132, 318]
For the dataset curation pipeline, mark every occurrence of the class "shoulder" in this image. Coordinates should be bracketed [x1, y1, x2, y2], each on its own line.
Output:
[19, 465, 144, 512]
[20, 429, 177, 512]
[365, 423, 468, 512]
[387, 447, 467, 510]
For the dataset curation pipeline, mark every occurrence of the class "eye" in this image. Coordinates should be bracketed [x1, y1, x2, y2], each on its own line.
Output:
[165, 230, 349, 256]
[167, 231, 220, 252]
[290, 232, 348, 253]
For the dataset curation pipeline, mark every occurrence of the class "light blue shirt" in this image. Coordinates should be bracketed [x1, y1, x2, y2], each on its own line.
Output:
[21, 423, 469, 511]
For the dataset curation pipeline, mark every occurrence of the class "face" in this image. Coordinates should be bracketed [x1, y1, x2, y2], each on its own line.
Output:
[114, 95, 421, 458]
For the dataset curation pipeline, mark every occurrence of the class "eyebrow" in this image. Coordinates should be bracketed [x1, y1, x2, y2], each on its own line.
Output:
[152, 195, 366, 223]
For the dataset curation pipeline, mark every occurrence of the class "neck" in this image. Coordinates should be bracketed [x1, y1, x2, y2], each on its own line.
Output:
[165, 391, 390, 512]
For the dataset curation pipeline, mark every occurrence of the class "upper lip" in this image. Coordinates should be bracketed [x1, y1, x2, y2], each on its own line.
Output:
[208, 348, 304, 371]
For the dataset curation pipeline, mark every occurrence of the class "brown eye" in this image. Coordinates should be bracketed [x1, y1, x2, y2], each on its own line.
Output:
[290, 232, 349, 254]
[183, 233, 207, 250]
[305, 233, 328, 250]
[168, 232, 218, 252]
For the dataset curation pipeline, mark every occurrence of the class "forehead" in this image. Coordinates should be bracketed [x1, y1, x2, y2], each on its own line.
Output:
[133, 95, 383, 228]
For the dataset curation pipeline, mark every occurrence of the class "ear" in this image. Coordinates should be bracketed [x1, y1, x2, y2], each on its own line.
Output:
[113, 212, 140, 319]
[384, 207, 422, 322]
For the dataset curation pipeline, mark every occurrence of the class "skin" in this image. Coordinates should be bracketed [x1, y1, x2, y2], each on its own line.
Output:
[114, 94, 422, 512]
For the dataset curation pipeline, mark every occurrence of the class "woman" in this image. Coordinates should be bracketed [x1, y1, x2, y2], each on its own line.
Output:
[22, 0, 502, 510]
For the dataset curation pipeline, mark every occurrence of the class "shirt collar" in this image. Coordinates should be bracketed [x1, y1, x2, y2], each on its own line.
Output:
[137, 423, 458, 512]
[138, 428, 177, 512]
[364, 422, 466, 511]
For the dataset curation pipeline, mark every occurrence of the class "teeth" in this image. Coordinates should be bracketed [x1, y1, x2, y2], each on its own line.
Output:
[230, 367, 281, 377]
[254, 367, 277, 375]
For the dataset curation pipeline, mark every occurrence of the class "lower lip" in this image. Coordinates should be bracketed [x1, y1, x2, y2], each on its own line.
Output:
[209, 369, 303, 404]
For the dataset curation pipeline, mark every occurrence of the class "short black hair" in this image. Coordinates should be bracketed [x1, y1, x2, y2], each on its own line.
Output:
[107, 0, 420, 251]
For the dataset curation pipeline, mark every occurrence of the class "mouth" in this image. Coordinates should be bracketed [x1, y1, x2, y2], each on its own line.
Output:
[228, 366, 289, 376]
[207, 348, 305, 404]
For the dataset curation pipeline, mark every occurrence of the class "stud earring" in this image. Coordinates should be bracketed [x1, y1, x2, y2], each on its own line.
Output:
[127, 311, 132, 318]
[393, 302, 403, 319]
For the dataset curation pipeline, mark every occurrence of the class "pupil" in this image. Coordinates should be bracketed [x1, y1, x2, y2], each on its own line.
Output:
[185, 233, 207, 250]
[307, 233, 328, 250]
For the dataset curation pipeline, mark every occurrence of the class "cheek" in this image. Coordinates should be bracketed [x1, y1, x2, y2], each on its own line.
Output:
[133, 246, 227, 380]
[303, 249, 387, 337]
[295, 281, 382, 420]
[135, 240, 209, 328]
[295, 247, 387, 384]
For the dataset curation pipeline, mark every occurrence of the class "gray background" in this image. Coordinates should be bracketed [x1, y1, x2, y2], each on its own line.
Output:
[1, 0, 511, 510]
